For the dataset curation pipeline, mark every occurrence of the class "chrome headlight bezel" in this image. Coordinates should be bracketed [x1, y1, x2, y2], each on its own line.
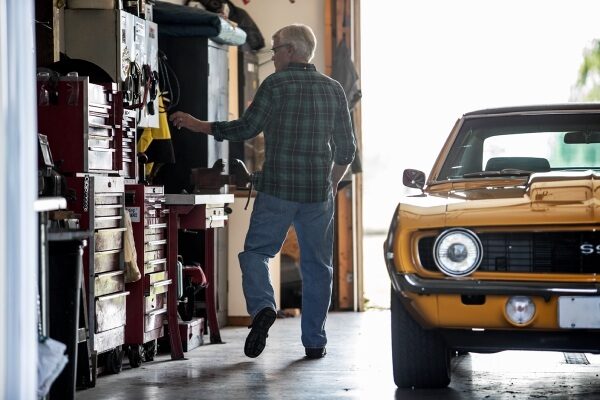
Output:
[433, 228, 483, 277]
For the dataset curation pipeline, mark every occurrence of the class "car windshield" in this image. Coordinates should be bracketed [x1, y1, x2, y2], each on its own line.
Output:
[437, 112, 600, 180]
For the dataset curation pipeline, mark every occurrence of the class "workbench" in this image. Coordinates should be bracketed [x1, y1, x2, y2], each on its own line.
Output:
[165, 193, 234, 359]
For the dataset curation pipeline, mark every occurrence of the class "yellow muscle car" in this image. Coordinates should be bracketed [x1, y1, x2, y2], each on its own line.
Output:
[384, 104, 600, 388]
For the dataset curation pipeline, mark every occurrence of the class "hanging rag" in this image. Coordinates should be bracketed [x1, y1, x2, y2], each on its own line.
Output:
[36, 291, 67, 397]
[332, 39, 362, 110]
[37, 337, 69, 397]
[124, 210, 141, 283]
[331, 39, 363, 174]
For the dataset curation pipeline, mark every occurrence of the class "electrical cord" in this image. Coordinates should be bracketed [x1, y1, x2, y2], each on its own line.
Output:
[157, 49, 180, 113]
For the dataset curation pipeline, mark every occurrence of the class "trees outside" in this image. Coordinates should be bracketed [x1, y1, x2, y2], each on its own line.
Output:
[572, 39, 600, 101]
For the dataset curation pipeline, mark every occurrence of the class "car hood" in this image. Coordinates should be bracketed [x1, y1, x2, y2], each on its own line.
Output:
[399, 170, 600, 227]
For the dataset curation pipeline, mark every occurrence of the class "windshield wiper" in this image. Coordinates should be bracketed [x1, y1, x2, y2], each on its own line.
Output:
[462, 169, 532, 178]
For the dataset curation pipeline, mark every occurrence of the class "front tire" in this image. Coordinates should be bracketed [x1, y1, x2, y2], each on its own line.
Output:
[390, 288, 451, 388]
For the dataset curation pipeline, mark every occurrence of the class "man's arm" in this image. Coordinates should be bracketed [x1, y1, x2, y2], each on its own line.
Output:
[169, 77, 272, 141]
[169, 112, 212, 134]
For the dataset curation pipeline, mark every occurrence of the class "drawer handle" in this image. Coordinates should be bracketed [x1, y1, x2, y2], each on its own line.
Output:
[147, 307, 168, 317]
[95, 216, 122, 222]
[89, 134, 114, 141]
[147, 223, 167, 229]
[95, 193, 124, 197]
[147, 239, 167, 246]
[89, 168, 119, 174]
[89, 147, 116, 153]
[208, 215, 228, 221]
[97, 227, 127, 233]
[95, 249, 121, 256]
[88, 110, 110, 117]
[151, 279, 172, 288]
[88, 121, 113, 130]
[95, 204, 123, 209]
[146, 258, 167, 266]
[96, 290, 130, 301]
[97, 270, 124, 278]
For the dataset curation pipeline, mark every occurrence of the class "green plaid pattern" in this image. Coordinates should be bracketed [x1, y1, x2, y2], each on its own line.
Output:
[213, 63, 356, 202]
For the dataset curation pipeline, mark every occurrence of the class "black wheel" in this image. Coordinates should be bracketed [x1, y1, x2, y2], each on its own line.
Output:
[143, 340, 157, 362]
[390, 288, 451, 388]
[103, 346, 124, 374]
[128, 345, 143, 368]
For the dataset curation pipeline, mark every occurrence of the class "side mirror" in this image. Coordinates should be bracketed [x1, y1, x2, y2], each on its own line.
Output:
[403, 169, 426, 190]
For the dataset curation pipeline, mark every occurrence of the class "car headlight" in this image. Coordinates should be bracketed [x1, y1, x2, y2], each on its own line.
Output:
[433, 228, 483, 277]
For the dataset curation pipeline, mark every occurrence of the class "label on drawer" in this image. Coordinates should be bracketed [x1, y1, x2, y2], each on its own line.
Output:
[126, 206, 140, 222]
[558, 296, 600, 329]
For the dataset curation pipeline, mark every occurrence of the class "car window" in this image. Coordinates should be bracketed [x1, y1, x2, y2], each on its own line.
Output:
[437, 113, 600, 180]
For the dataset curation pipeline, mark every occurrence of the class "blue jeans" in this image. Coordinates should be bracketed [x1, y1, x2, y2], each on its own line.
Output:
[238, 191, 335, 349]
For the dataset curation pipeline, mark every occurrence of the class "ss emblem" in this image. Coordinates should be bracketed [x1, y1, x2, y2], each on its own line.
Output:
[580, 244, 600, 255]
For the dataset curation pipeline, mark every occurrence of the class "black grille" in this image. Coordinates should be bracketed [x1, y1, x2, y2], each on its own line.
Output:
[418, 231, 600, 274]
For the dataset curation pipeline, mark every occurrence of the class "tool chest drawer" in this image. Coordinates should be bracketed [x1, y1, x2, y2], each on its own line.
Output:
[95, 291, 129, 332]
[94, 249, 121, 274]
[94, 270, 125, 297]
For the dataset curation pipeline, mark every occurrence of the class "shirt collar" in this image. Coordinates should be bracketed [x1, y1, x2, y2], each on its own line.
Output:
[285, 62, 316, 71]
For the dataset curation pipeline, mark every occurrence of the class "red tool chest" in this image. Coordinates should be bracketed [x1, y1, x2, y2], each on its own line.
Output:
[37, 76, 136, 180]
[124, 184, 171, 365]
[65, 174, 129, 357]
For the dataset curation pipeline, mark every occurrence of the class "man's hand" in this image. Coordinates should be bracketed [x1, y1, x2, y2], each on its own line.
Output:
[332, 163, 349, 197]
[169, 111, 212, 134]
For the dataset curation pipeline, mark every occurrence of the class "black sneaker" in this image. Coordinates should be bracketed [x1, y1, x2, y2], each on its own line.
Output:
[244, 308, 277, 358]
[305, 347, 327, 359]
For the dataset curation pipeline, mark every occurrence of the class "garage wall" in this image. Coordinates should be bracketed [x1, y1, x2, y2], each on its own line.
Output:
[230, 0, 325, 82]
[159, 1, 325, 86]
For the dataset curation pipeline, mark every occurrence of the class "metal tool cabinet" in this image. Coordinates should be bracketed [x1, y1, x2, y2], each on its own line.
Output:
[66, 174, 129, 375]
[37, 76, 136, 181]
[124, 184, 171, 367]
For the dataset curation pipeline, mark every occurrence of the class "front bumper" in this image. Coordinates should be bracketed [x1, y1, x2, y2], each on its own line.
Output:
[390, 272, 600, 298]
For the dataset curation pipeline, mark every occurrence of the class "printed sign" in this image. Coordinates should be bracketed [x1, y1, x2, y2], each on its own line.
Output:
[126, 206, 140, 223]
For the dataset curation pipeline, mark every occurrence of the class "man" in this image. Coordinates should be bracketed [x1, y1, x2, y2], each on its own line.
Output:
[169, 24, 356, 359]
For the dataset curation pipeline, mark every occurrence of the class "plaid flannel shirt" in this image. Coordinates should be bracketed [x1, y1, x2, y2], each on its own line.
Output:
[212, 63, 356, 203]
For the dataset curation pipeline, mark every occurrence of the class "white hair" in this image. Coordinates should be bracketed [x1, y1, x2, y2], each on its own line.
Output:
[273, 24, 317, 62]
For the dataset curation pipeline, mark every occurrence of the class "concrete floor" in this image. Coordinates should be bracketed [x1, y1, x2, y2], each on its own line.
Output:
[75, 310, 600, 400]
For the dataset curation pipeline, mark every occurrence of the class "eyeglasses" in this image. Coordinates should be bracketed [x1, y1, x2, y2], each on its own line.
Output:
[270, 44, 290, 55]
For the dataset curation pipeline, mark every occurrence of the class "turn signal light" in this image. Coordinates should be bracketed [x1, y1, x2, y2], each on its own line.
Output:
[504, 296, 536, 326]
